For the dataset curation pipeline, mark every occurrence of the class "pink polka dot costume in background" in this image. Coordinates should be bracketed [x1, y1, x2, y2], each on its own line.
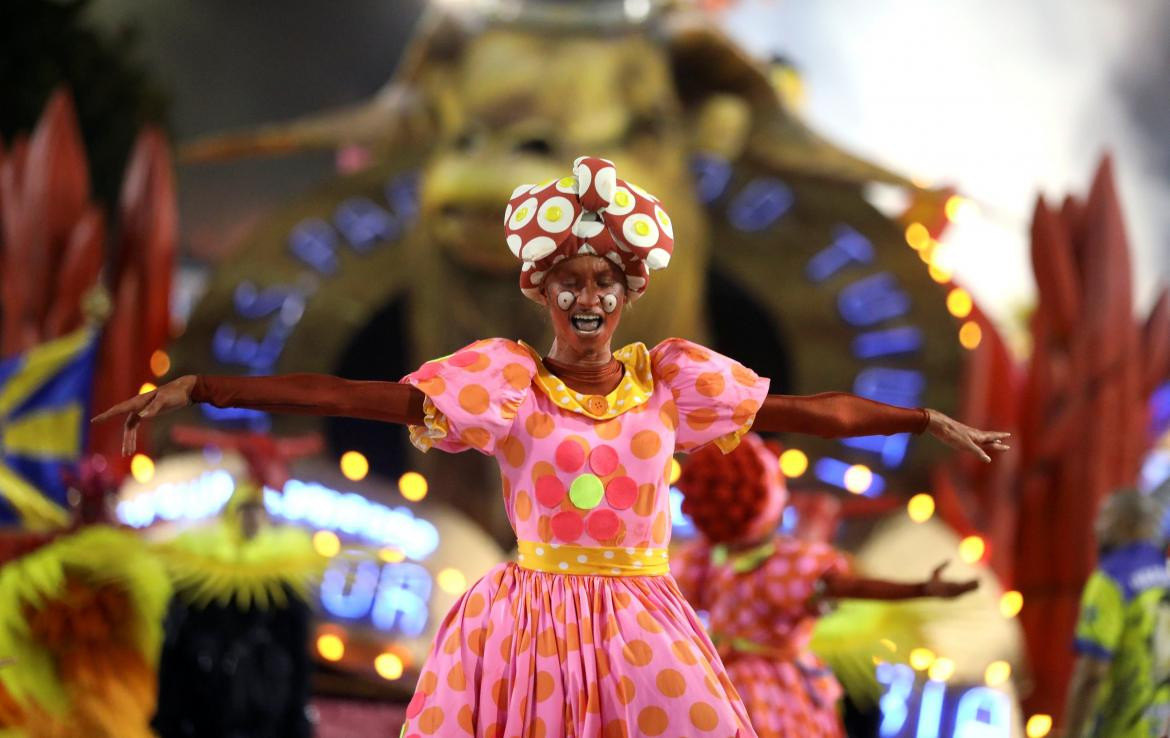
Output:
[398, 336, 769, 737]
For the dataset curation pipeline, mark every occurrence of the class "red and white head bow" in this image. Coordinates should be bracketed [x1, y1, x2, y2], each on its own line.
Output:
[503, 156, 675, 303]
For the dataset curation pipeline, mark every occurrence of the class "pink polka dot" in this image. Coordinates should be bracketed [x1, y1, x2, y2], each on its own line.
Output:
[416, 362, 440, 380]
[605, 477, 638, 510]
[796, 556, 817, 575]
[448, 351, 481, 367]
[535, 476, 567, 508]
[406, 692, 426, 718]
[586, 510, 620, 540]
[551, 511, 585, 542]
[556, 441, 585, 472]
[589, 446, 619, 476]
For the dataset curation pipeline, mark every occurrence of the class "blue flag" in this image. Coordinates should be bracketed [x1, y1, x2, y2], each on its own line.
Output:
[0, 329, 98, 529]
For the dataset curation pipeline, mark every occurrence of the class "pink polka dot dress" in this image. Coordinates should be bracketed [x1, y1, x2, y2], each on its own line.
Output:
[398, 337, 768, 737]
[672, 538, 852, 738]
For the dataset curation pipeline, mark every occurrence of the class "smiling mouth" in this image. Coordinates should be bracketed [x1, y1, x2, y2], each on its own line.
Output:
[570, 313, 604, 335]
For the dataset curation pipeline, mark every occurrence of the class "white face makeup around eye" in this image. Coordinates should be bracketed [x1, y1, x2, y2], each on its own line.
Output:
[601, 294, 618, 314]
[557, 291, 575, 311]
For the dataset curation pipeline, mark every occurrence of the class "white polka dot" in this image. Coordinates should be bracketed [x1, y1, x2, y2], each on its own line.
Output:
[594, 166, 617, 204]
[577, 243, 597, 255]
[616, 400, 624, 407]
[535, 547, 545, 556]
[633, 560, 642, 567]
[645, 247, 671, 271]
[522, 236, 557, 261]
[511, 184, 533, 199]
[661, 551, 669, 558]
[654, 204, 673, 238]
[507, 234, 523, 257]
[529, 179, 555, 195]
[537, 196, 575, 233]
[555, 176, 578, 194]
[577, 555, 588, 564]
[607, 186, 636, 216]
[626, 275, 647, 291]
[504, 203, 514, 224]
[626, 548, 636, 555]
[574, 161, 592, 194]
[508, 197, 538, 230]
[604, 550, 615, 559]
[605, 251, 623, 265]
[559, 561, 569, 570]
[572, 212, 605, 239]
[622, 213, 660, 249]
[612, 568, 621, 575]
[530, 270, 545, 285]
[560, 396, 571, 404]
[518, 554, 525, 561]
[550, 542, 561, 549]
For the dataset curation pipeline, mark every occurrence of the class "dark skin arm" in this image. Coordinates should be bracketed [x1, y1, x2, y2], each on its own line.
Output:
[1062, 655, 1110, 738]
[820, 562, 979, 601]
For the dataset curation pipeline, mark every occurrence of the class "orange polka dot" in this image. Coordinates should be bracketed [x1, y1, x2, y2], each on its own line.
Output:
[603, 616, 621, 639]
[417, 706, 445, 733]
[695, 371, 726, 397]
[458, 385, 490, 414]
[622, 640, 653, 667]
[612, 591, 632, 610]
[651, 511, 668, 544]
[596, 650, 611, 678]
[616, 676, 637, 705]
[636, 611, 664, 633]
[585, 682, 600, 713]
[499, 634, 513, 660]
[689, 702, 719, 731]
[634, 483, 657, 517]
[704, 674, 722, 698]
[460, 427, 492, 450]
[504, 341, 531, 356]
[465, 593, 485, 618]
[595, 418, 622, 440]
[467, 353, 492, 372]
[491, 678, 508, 707]
[535, 671, 555, 702]
[526, 413, 555, 439]
[530, 461, 556, 483]
[458, 704, 474, 734]
[731, 363, 758, 387]
[537, 514, 553, 542]
[602, 719, 628, 738]
[443, 632, 461, 655]
[531, 718, 547, 738]
[514, 490, 533, 521]
[659, 400, 678, 430]
[656, 363, 681, 383]
[536, 628, 559, 658]
[686, 407, 718, 431]
[517, 630, 532, 654]
[672, 640, 698, 665]
[565, 628, 581, 651]
[447, 662, 467, 690]
[503, 363, 531, 389]
[418, 671, 438, 694]
[416, 376, 446, 396]
[683, 345, 712, 362]
[483, 724, 503, 738]
[467, 628, 487, 656]
[732, 399, 760, 427]
[656, 668, 687, 697]
[637, 706, 670, 736]
[631, 430, 662, 459]
[500, 436, 526, 467]
[554, 603, 567, 624]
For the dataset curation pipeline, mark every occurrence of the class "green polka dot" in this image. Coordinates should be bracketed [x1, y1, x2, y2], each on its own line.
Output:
[569, 474, 605, 510]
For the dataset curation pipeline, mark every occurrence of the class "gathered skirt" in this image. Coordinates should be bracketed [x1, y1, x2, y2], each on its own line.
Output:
[400, 563, 757, 737]
[721, 654, 843, 738]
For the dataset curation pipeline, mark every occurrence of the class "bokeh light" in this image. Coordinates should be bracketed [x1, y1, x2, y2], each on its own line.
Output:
[904, 222, 930, 250]
[313, 530, 341, 558]
[316, 633, 345, 662]
[946, 287, 973, 318]
[374, 652, 404, 680]
[1026, 714, 1053, 738]
[399, 471, 428, 502]
[928, 657, 955, 682]
[779, 449, 809, 478]
[138, 382, 157, 395]
[379, 547, 405, 563]
[984, 660, 1012, 686]
[909, 647, 936, 671]
[958, 535, 986, 563]
[843, 464, 873, 494]
[130, 454, 155, 483]
[907, 493, 935, 523]
[1000, 590, 1024, 618]
[150, 350, 171, 377]
[339, 451, 369, 482]
[959, 321, 983, 349]
[669, 458, 682, 485]
[437, 567, 467, 594]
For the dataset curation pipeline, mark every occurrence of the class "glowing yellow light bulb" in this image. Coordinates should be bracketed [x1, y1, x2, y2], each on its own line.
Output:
[958, 535, 986, 563]
[909, 647, 935, 671]
[317, 633, 345, 662]
[379, 547, 405, 563]
[929, 263, 953, 284]
[984, 660, 1012, 686]
[779, 449, 809, 478]
[138, 382, 157, 395]
[928, 657, 955, 682]
[339, 451, 369, 482]
[959, 321, 983, 349]
[437, 567, 467, 594]
[1000, 590, 1024, 618]
[1026, 714, 1053, 738]
[843, 464, 873, 495]
[313, 530, 341, 558]
[399, 471, 428, 502]
[149, 349, 171, 378]
[374, 652, 404, 680]
[946, 288, 973, 319]
[904, 222, 930, 250]
[669, 458, 682, 485]
[907, 494, 935, 523]
[130, 454, 155, 484]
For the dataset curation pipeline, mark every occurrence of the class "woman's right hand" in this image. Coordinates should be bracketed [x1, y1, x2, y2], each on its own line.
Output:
[91, 375, 197, 456]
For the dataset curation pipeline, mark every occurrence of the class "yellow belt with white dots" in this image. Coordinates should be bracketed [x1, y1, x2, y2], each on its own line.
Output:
[516, 540, 670, 576]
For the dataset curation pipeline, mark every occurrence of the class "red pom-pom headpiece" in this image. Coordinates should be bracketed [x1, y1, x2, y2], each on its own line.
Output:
[675, 434, 787, 544]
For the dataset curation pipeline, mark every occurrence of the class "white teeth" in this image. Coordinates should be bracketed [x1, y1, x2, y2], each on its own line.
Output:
[570, 314, 603, 333]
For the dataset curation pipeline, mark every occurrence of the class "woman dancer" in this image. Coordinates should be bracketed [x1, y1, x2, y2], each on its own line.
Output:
[672, 434, 977, 738]
[96, 156, 1008, 736]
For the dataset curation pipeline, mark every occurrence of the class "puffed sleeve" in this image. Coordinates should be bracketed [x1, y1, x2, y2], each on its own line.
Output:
[650, 339, 770, 453]
[401, 338, 536, 455]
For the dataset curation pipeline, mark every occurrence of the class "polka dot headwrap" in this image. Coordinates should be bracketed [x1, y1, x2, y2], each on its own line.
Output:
[503, 156, 675, 303]
[676, 434, 788, 544]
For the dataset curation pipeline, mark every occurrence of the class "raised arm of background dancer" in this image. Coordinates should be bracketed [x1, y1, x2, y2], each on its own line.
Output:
[1063, 655, 1109, 738]
[820, 562, 978, 601]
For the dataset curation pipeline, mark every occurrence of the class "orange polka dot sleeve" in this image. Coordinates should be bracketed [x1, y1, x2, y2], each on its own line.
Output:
[401, 338, 537, 455]
[649, 339, 770, 454]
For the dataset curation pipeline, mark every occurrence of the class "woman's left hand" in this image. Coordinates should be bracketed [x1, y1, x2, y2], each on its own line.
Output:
[925, 409, 1011, 463]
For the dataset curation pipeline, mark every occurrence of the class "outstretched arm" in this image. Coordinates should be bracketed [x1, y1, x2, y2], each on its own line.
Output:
[820, 562, 978, 601]
[92, 374, 427, 455]
[753, 393, 1010, 462]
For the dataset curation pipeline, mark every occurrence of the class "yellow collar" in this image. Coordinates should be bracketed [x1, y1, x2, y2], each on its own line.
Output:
[519, 341, 655, 420]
